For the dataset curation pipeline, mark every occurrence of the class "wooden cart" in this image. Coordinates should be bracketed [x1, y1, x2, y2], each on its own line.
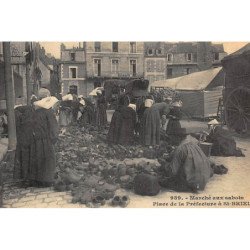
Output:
[222, 45, 250, 133]
[103, 78, 149, 109]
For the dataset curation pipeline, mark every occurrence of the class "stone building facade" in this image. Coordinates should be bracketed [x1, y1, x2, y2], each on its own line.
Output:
[58, 42, 227, 96]
[144, 42, 227, 84]
[0, 42, 27, 110]
[37, 44, 60, 97]
[144, 42, 166, 84]
[84, 41, 144, 91]
[59, 43, 86, 96]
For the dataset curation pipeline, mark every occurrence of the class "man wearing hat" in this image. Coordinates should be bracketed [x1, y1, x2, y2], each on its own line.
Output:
[160, 128, 213, 192]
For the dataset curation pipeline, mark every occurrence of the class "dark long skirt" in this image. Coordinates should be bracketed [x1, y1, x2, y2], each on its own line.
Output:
[96, 104, 107, 128]
[14, 143, 32, 180]
[107, 110, 123, 144]
[29, 138, 56, 183]
[118, 107, 136, 145]
[142, 108, 161, 146]
[166, 119, 182, 145]
[166, 119, 181, 135]
[80, 106, 95, 126]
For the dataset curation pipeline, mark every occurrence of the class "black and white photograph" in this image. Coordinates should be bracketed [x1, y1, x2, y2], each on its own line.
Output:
[1, 1, 250, 249]
[1, 41, 250, 208]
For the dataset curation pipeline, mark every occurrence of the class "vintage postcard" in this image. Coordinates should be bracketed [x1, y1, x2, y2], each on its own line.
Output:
[0, 41, 250, 208]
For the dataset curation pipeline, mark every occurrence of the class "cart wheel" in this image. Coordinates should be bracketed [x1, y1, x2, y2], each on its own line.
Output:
[225, 87, 250, 134]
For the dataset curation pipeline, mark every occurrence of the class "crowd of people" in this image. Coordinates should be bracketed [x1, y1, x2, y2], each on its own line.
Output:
[13, 87, 109, 188]
[10, 85, 241, 195]
[107, 94, 185, 147]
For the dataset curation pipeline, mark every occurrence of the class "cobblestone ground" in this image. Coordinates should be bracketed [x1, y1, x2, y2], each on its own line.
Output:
[2, 121, 250, 208]
[2, 186, 78, 208]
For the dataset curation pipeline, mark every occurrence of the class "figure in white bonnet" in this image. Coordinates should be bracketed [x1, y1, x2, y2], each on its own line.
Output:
[117, 102, 137, 145]
[205, 118, 244, 157]
[77, 98, 86, 123]
[33, 88, 59, 111]
[141, 96, 171, 146]
[137, 96, 154, 137]
[95, 89, 107, 130]
[15, 87, 59, 187]
[207, 119, 220, 132]
[166, 100, 183, 136]
[59, 92, 76, 127]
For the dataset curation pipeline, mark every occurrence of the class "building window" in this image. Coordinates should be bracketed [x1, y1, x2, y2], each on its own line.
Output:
[112, 42, 118, 52]
[111, 59, 119, 74]
[186, 53, 192, 61]
[214, 52, 219, 61]
[130, 60, 136, 77]
[70, 52, 75, 61]
[156, 60, 164, 72]
[94, 59, 101, 76]
[130, 42, 136, 53]
[69, 67, 77, 78]
[156, 48, 162, 55]
[167, 53, 173, 62]
[146, 60, 155, 72]
[147, 48, 153, 55]
[167, 68, 173, 78]
[95, 42, 101, 52]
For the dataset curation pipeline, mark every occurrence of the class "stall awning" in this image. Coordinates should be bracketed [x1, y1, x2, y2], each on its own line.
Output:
[150, 67, 223, 91]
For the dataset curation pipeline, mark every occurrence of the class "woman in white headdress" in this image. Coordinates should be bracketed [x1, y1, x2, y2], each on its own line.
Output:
[118, 103, 137, 145]
[59, 93, 74, 126]
[16, 88, 59, 187]
[166, 100, 183, 137]
[14, 94, 39, 181]
[95, 89, 107, 130]
[141, 98, 171, 146]
[205, 119, 244, 157]
[76, 99, 86, 124]
[137, 96, 154, 140]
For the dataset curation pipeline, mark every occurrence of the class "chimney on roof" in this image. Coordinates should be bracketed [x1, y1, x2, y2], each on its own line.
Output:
[61, 43, 66, 51]
[41, 47, 45, 55]
[197, 42, 213, 70]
